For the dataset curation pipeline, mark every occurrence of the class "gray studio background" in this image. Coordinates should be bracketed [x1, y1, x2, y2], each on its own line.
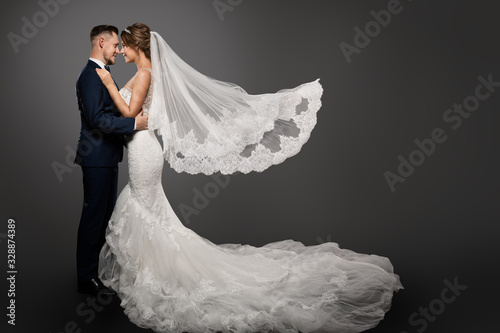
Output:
[1, 0, 498, 332]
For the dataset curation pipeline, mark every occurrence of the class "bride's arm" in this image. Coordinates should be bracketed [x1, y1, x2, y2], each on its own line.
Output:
[95, 68, 151, 118]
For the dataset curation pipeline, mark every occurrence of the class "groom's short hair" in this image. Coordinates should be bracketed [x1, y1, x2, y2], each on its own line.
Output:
[90, 25, 119, 43]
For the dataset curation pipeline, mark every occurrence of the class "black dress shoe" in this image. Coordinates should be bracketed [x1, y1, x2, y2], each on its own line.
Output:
[78, 278, 117, 296]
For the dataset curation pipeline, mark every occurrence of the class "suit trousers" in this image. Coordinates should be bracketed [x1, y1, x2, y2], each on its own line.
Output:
[76, 166, 118, 283]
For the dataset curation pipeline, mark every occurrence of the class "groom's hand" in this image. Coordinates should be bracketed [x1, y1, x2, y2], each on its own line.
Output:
[135, 110, 149, 131]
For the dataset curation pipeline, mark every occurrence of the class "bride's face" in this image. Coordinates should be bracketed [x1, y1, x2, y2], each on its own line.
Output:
[120, 42, 138, 64]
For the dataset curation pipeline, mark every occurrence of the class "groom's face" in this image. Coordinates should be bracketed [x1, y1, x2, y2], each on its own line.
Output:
[102, 32, 120, 66]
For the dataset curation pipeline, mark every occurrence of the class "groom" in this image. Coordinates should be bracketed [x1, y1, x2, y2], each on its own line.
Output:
[74, 25, 148, 295]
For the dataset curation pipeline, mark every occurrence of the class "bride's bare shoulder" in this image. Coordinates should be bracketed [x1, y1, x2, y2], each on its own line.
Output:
[130, 69, 152, 91]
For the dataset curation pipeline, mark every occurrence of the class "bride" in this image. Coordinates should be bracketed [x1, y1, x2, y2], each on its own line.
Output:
[95, 23, 403, 333]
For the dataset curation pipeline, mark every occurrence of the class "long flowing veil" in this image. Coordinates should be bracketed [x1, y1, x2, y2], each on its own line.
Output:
[149, 31, 323, 175]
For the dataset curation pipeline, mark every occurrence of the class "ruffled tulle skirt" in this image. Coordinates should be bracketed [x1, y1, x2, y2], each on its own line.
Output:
[99, 183, 402, 333]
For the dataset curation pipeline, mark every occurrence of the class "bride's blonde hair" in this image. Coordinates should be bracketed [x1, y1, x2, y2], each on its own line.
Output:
[121, 23, 151, 60]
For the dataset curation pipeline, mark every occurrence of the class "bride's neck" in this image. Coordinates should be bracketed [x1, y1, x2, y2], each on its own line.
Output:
[135, 54, 151, 71]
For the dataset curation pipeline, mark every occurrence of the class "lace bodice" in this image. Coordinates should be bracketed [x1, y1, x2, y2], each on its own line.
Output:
[119, 68, 153, 114]
[116, 67, 163, 213]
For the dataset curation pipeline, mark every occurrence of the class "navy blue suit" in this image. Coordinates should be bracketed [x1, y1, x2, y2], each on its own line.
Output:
[75, 60, 134, 284]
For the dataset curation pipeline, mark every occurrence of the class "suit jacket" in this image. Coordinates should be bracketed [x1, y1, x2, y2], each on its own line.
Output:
[74, 60, 135, 167]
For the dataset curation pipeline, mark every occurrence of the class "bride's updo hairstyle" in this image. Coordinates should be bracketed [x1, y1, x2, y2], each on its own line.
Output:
[121, 23, 151, 60]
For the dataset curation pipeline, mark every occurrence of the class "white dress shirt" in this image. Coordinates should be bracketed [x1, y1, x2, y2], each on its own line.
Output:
[89, 57, 106, 69]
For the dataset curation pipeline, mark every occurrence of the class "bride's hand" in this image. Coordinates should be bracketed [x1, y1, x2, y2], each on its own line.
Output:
[95, 68, 114, 89]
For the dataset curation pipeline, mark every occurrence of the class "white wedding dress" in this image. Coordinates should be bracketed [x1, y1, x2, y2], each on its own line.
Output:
[99, 69, 402, 333]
